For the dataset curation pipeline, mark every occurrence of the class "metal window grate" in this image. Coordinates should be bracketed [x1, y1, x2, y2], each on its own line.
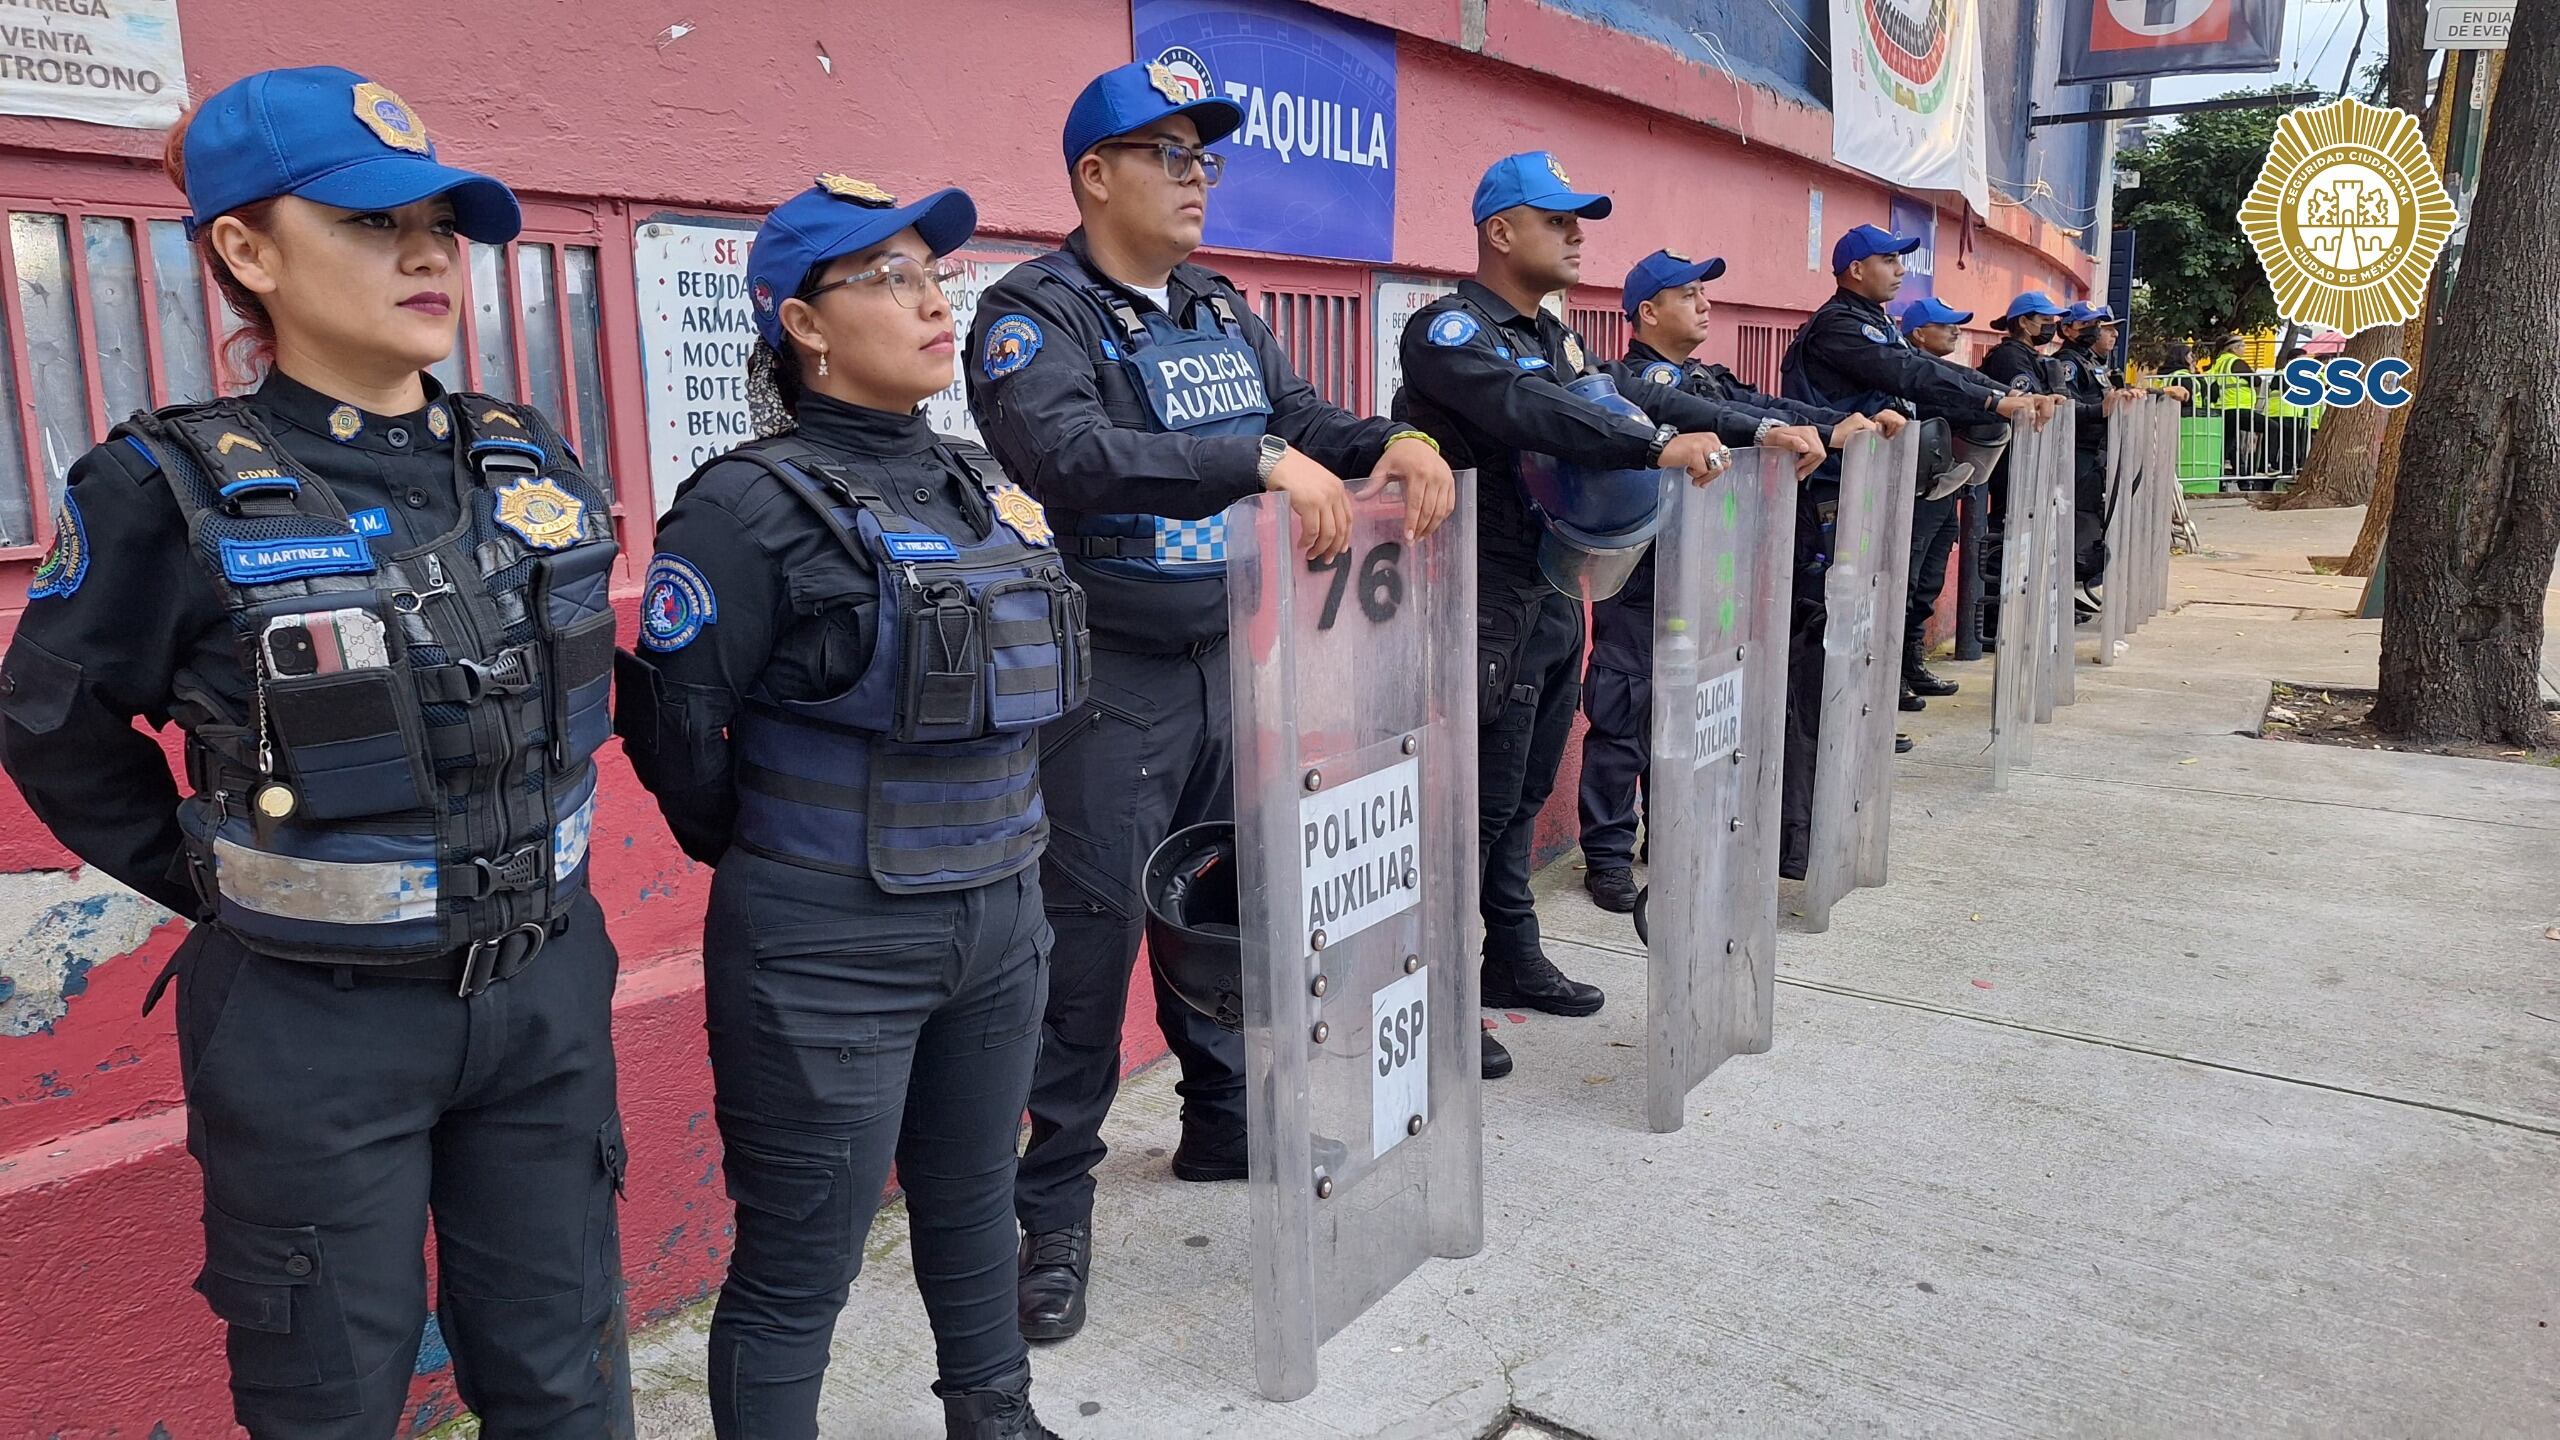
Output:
[0, 197, 622, 561]
[1733, 323, 1792, 395]
[1567, 305, 1629, 367]
[1252, 287, 1365, 413]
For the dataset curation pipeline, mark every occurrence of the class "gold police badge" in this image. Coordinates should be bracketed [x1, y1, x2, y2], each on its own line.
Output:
[425, 404, 450, 441]
[2238, 97, 2458, 337]
[1563, 332, 1586, 374]
[817, 174, 896, 206]
[1147, 63, 1188, 104]
[1546, 155, 1573, 186]
[327, 405, 362, 443]
[989, 482, 1054, 548]
[351, 81, 430, 155]
[492, 476, 585, 551]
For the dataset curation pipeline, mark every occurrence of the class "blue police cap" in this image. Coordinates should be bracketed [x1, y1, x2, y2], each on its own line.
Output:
[1898, 297, 1973, 331]
[1830, 223, 1922, 274]
[181, 67, 519, 244]
[2063, 301, 2117, 324]
[745, 178, 977, 347]
[1997, 290, 2067, 325]
[1473, 152, 1612, 225]
[1062, 61, 1243, 170]
[1620, 249, 1729, 316]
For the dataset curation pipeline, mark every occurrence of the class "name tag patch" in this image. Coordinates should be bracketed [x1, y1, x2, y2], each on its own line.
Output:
[218, 534, 377, 584]
[881, 532, 962, 562]
[347, 507, 392, 538]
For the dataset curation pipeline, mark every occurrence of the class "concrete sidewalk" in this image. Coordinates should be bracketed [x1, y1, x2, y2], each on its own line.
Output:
[627, 500, 2560, 1439]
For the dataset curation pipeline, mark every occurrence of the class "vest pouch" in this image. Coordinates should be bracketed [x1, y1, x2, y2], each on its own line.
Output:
[978, 570, 1082, 732]
[894, 578, 988, 744]
[250, 593, 435, 821]
[531, 542, 621, 769]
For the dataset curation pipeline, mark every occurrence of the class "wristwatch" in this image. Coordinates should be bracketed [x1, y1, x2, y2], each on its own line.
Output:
[1643, 423, 1679, 467]
[1753, 417, 1785, 445]
[1255, 433, 1288, 484]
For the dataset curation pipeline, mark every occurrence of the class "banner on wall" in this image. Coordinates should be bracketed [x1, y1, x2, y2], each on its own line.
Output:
[1828, 0, 1990, 218]
[0, 0, 186, 129]
[1132, 0, 1398, 263]
[1888, 195, 1939, 301]
[633, 216, 1023, 515]
[2058, 0, 2286, 86]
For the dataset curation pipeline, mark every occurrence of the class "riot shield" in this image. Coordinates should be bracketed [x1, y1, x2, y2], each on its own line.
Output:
[1643, 446, 1792, 1131]
[1802, 427, 1920, 933]
[2096, 407, 2131, 664]
[1989, 412, 2053, 789]
[1225, 476, 1483, 1402]
[2146, 398, 2178, 623]
[2039, 407, 2077, 719]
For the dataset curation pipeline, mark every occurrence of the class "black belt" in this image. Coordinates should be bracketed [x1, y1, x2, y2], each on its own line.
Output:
[364, 914, 571, 997]
[1092, 632, 1228, 659]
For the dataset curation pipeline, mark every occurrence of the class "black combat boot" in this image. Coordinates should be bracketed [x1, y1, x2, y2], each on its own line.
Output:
[1899, 682, 1927, 712]
[1170, 1118, 1246, 1182]
[1481, 951, 1604, 1016]
[1905, 634, 1958, 696]
[937, 1362, 1065, 1440]
[1481, 1030, 1513, 1079]
[1584, 866, 1639, 913]
[1016, 1224, 1090, 1343]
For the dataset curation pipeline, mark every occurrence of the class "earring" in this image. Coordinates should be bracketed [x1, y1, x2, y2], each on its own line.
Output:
[817, 352, 829, 378]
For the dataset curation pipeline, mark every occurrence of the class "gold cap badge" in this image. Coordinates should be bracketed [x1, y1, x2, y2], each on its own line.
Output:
[351, 82, 430, 155]
[1546, 155, 1572, 186]
[817, 174, 896, 206]
[2238, 97, 2459, 337]
[1147, 63, 1189, 104]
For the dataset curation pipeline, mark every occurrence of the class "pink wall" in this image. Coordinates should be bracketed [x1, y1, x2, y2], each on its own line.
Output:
[0, 2, 2091, 1432]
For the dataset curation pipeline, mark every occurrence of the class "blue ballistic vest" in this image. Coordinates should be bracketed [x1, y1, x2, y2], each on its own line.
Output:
[723, 437, 1089, 894]
[134, 396, 617, 964]
[1024, 253, 1271, 585]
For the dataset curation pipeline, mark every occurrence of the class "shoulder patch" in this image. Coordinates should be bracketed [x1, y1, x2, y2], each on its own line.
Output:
[27, 492, 89, 600]
[1426, 311, 1480, 348]
[640, 554, 717, 653]
[1644, 362, 1680, 387]
[1861, 324, 1892, 344]
[982, 316, 1043, 379]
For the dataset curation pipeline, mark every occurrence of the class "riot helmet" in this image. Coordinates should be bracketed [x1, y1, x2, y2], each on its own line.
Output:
[1514, 372, 1672, 601]
[1144, 822, 1244, 1030]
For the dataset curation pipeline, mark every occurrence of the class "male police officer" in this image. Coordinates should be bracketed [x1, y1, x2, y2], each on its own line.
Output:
[1576, 249, 1882, 913]
[2053, 302, 2117, 595]
[1777, 225, 2049, 875]
[1896, 295, 1976, 705]
[1395, 157, 1824, 1026]
[967, 62, 1457, 1345]
[1969, 291, 2065, 645]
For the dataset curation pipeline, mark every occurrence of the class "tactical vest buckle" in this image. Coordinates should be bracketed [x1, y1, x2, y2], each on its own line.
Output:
[468, 438, 545, 481]
[461, 843, 545, 900]
[458, 921, 548, 998]
[455, 646, 536, 701]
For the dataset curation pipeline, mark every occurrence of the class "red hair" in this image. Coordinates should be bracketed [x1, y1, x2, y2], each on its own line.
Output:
[163, 101, 279, 389]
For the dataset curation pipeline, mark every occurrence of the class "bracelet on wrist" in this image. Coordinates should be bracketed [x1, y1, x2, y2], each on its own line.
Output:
[1384, 428, 1441, 453]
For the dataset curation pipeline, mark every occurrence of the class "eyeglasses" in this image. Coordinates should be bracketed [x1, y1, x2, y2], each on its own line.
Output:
[1093, 139, 1226, 187]
[799, 254, 965, 311]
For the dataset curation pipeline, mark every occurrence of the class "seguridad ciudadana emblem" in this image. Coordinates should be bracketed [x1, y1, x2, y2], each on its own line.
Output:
[2237, 97, 2459, 338]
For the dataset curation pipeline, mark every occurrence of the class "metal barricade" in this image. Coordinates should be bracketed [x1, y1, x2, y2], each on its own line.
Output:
[1225, 477, 1483, 1401]
[2154, 366, 2322, 493]
[1802, 427, 1920, 933]
[1642, 446, 1793, 1130]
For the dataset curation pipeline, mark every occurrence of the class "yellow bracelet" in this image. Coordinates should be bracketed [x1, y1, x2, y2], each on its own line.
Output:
[1385, 428, 1441, 453]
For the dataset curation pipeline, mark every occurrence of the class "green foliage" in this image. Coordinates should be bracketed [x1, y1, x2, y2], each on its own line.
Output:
[2120, 89, 2296, 348]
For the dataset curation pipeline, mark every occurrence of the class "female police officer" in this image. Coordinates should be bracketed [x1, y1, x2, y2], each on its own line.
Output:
[614, 178, 1080, 1440]
[0, 68, 628, 1437]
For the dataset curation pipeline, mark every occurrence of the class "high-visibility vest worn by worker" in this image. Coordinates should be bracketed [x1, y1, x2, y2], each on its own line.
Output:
[2199, 353, 2257, 412]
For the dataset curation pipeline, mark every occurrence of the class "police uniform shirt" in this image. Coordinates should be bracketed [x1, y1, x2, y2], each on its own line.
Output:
[619, 395, 995, 863]
[2055, 339, 2109, 444]
[0, 373, 469, 916]
[1979, 335, 2054, 394]
[965, 230, 1401, 641]
[1395, 280, 1761, 588]
[1614, 339, 1850, 430]
[1786, 288, 2010, 423]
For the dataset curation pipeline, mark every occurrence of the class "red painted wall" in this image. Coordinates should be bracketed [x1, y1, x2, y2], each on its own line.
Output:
[0, 3, 2092, 1433]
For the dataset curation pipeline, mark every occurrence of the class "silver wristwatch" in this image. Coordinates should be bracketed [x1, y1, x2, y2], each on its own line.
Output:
[1255, 433, 1288, 484]
[1753, 417, 1785, 444]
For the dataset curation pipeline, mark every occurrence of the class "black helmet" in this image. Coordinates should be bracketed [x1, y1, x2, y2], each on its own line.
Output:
[1144, 822, 1244, 1031]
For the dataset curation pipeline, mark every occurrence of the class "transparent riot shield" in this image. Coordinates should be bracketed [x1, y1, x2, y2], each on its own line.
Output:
[2039, 407, 2077, 719]
[1226, 477, 1483, 1402]
[1802, 427, 1920, 933]
[1990, 412, 2052, 789]
[2096, 407, 2132, 664]
[2147, 398, 2178, 623]
[1643, 446, 1792, 1131]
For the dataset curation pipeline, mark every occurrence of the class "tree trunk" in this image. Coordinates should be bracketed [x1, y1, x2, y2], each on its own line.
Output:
[2371, 7, 2560, 747]
[2274, 323, 2399, 509]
